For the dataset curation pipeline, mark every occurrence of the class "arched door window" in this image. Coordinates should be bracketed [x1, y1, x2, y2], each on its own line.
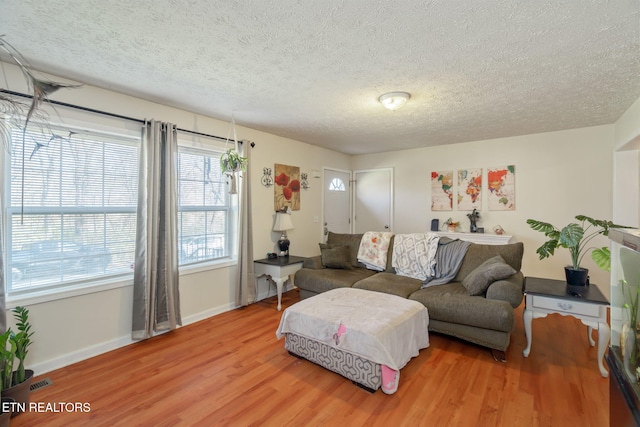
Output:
[329, 177, 346, 192]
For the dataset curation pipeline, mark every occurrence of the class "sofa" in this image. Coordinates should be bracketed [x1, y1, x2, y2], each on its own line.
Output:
[294, 232, 525, 360]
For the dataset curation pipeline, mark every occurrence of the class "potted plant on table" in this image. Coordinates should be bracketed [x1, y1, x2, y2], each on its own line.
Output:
[526, 214, 630, 286]
[1, 306, 35, 418]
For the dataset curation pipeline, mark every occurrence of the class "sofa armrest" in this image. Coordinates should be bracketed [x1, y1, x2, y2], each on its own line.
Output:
[303, 255, 324, 269]
[486, 271, 524, 308]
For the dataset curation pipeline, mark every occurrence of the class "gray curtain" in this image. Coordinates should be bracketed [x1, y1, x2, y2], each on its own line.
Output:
[0, 209, 6, 333]
[132, 120, 181, 340]
[236, 140, 255, 306]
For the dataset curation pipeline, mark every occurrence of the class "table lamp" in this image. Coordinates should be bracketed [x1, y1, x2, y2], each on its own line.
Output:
[273, 211, 294, 257]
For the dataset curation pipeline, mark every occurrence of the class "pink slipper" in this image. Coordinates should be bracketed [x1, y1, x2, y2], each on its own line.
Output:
[381, 365, 399, 394]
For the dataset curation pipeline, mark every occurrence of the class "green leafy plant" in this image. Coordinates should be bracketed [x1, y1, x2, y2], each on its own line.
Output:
[0, 306, 34, 392]
[0, 329, 15, 392]
[11, 306, 33, 385]
[526, 215, 630, 270]
[219, 148, 247, 174]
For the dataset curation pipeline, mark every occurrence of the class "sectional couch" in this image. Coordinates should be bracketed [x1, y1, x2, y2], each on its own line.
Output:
[294, 232, 525, 360]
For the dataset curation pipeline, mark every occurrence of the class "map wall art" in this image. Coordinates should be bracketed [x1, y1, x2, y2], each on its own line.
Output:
[457, 168, 482, 211]
[488, 165, 515, 210]
[431, 170, 453, 211]
[274, 163, 301, 211]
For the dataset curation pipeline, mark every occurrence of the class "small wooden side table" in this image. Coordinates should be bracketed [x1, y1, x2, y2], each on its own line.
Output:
[522, 276, 610, 377]
[254, 256, 306, 311]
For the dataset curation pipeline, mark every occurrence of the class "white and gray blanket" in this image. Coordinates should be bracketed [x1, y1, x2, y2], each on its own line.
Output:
[392, 233, 440, 281]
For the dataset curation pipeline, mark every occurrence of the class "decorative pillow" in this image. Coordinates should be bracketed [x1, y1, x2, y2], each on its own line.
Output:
[319, 243, 353, 270]
[462, 255, 516, 296]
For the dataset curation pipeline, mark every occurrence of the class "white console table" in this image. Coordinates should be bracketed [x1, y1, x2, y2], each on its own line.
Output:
[254, 256, 306, 311]
[436, 231, 514, 245]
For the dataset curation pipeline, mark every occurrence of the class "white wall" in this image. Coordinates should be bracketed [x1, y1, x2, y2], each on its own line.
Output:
[613, 96, 640, 226]
[352, 125, 617, 299]
[1, 62, 349, 374]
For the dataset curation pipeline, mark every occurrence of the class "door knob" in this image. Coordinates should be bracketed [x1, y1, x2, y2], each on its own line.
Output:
[384, 225, 389, 229]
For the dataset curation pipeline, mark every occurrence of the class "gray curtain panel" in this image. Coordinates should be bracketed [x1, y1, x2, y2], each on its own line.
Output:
[236, 141, 255, 306]
[132, 120, 181, 340]
[0, 208, 6, 333]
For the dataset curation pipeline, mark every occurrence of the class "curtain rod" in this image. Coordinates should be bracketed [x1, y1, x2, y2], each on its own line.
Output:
[1, 89, 251, 145]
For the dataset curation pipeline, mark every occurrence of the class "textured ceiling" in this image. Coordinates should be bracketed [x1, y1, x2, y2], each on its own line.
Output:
[1, 0, 639, 155]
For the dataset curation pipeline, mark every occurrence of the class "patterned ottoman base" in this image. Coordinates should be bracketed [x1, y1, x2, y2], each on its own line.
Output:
[284, 333, 381, 392]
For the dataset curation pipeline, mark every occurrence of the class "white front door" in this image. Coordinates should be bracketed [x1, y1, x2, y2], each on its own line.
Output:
[323, 168, 351, 240]
[354, 168, 393, 233]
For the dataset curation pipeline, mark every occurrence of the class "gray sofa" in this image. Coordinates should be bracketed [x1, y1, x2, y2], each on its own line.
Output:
[294, 232, 524, 360]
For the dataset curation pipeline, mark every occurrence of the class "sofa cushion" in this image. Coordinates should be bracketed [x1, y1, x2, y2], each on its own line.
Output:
[353, 272, 422, 298]
[319, 243, 353, 269]
[462, 255, 516, 296]
[294, 267, 376, 294]
[326, 232, 366, 268]
[409, 283, 514, 332]
[455, 242, 523, 282]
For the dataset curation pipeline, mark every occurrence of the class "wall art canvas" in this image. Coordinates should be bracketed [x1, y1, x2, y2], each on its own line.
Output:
[488, 165, 515, 210]
[431, 170, 453, 211]
[274, 163, 301, 211]
[457, 168, 482, 211]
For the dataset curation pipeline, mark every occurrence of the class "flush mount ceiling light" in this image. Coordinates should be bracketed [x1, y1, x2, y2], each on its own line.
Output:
[378, 91, 411, 111]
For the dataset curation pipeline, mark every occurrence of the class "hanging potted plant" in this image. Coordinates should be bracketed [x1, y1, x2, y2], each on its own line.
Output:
[526, 215, 631, 286]
[219, 148, 247, 175]
[1, 306, 35, 417]
[219, 148, 247, 195]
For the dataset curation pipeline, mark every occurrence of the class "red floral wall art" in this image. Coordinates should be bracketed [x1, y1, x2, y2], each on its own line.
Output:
[274, 164, 301, 211]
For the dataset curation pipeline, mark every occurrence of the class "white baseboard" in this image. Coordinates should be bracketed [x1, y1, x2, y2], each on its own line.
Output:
[31, 301, 237, 376]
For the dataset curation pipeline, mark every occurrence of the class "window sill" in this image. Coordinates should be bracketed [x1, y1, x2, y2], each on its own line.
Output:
[6, 258, 238, 308]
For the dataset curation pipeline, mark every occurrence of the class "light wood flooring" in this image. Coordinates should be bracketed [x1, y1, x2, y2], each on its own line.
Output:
[12, 289, 608, 426]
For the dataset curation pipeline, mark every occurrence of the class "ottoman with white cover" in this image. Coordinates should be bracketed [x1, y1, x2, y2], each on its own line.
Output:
[276, 288, 429, 394]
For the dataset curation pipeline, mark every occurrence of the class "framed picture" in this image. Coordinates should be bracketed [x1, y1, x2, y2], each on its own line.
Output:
[488, 165, 515, 210]
[274, 163, 301, 211]
[457, 168, 482, 211]
[431, 170, 453, 211]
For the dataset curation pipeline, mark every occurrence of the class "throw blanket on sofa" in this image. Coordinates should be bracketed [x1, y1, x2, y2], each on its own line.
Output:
[421, 237, 472, 288]
[357, 231, 394, 271]
[392, 233, 440, 280]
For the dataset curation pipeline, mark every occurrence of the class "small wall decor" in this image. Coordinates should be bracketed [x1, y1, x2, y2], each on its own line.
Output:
[457, 168, 482, 211]
[431, 170, 453, 211]
[488, 165, 515, 210]
[261, 167, 273, 187]
[300, 173, 309, 190]
[274, 163, 301, 211]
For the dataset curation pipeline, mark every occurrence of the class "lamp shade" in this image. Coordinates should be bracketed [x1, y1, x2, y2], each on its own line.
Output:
[273, 212, 294, 231]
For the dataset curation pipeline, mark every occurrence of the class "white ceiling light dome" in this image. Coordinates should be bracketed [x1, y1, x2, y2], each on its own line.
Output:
[379, 92, 411, 111]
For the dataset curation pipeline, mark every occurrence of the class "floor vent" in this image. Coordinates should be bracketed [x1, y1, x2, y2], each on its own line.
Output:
[30, 378, 53, 392]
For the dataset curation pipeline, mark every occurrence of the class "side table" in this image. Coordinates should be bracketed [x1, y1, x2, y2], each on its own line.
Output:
[254, 255, 306, 311]
[522, 276, 610, 377]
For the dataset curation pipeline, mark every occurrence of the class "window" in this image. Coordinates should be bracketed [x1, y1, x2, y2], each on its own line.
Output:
[177, 147, 231, 265]
[3, 118, 235, 300]
[329, 177, 346, 192]
[6, 124, 139, 296]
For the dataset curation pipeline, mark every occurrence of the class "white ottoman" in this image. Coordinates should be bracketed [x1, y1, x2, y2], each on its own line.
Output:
[276, 288, 429, 394]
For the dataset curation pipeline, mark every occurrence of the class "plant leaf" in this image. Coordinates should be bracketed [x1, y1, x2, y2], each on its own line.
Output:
[558, 223, 583, 248]
[592, 247, 611, 272]
[536, 239, 559, 259]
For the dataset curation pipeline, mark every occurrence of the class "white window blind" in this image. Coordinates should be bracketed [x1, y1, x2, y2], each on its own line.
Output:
[177, 147, 230, 265]
[7, 124, 139, 295]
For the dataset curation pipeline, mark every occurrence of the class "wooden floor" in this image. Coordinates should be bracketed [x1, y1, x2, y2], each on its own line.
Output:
[12, 289, 608, 427]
